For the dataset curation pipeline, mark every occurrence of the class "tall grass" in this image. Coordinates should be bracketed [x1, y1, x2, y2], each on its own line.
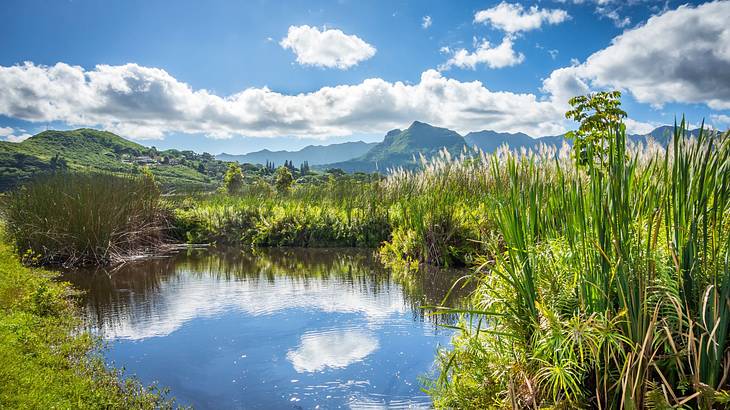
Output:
[3, 173, 167, 266]
[417, 123, 730, 408]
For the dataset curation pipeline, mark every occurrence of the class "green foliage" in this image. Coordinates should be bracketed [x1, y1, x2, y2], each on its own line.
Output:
[565, 90, 627, 166]
[223, 162, 245, 194]
[0, 238, 174, 408]
[426, 122, 730, 409]
[3, 172, 167, 266]
[171, 179, 390, 248]
[274, 166, 294, 194]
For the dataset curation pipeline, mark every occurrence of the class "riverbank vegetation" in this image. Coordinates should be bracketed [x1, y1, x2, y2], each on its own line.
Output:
[0, 234, 174, 408]
[423, 124, 730, 406]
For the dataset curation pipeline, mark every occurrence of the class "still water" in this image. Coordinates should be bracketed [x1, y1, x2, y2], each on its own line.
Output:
[62, 248, 465, 409]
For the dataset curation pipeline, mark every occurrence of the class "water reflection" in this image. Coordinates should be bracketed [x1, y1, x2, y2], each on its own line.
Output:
[62, 247, 467, 409]
[288, 328, 379, 373]
[67, 248, 463, 340]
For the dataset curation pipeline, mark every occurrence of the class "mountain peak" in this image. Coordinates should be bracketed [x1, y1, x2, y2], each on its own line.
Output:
[385, 128, 402, 137]
[408, 120, 434, 130]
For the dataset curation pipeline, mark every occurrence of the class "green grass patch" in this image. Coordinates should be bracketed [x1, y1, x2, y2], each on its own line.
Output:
[0, 237, 175, 408]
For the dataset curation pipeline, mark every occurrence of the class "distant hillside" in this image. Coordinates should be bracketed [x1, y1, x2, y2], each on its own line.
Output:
[0, 125, 715, 188]
[217, 141, 376, 166]
[0, 128, 229, 191]
[464, 130, 567, 152]
[323, 122, 717, 173]
[631, 125, 704, 145]
[325, 121, 467, 172]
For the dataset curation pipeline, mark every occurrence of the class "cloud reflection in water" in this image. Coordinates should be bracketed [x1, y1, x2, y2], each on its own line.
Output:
[287, 329, 379, 373]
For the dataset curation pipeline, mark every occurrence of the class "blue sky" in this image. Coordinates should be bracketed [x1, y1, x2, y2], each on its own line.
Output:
[0, 0, 727, 154]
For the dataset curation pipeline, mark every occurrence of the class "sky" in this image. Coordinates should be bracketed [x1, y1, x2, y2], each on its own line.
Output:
[0, 0, 728, 154]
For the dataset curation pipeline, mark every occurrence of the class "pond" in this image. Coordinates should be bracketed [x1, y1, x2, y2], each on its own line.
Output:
[61, 248, 466, 409]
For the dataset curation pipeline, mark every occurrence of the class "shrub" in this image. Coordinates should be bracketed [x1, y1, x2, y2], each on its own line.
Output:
[223, 163, 244, 194]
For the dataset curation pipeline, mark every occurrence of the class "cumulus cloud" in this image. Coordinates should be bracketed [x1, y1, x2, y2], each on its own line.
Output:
[474, 2, 570, 34]
[543, 1, 730, 111]
[279, 25, 376, 69]
[6, 133, 32, 142]
[0, 126, 32, 142]
[711, 114, 730, 130]
[439, 37, 525, 70]
[422, 15, 432, 29]
[541, 65, 590, 109]
[0, 62, 569, 139]
[624, 118, 659, 135]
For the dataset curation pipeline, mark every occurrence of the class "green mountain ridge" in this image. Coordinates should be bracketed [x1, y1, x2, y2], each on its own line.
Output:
[325, 121, 468, 172]
[325, 122, 715, 172]
[0, 128, 228, 191]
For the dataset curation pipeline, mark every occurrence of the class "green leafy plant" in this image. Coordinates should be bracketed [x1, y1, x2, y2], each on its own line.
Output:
[565, 90, 627, 166]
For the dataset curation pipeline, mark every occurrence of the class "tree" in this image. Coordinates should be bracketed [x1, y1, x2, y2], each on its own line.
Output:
[565, 90, 626, 166]
[274, 166, 294, 194]
[299, 160, 310, 175]
[223, 163, 245, 194]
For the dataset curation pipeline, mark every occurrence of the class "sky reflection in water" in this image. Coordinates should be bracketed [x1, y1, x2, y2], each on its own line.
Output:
[63, 248, 465, 409]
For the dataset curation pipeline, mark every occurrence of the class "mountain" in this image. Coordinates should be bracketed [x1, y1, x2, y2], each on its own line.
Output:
[217, 141, 376, 166]
[630, 125, 704, 145]
[0, 128, 229, 191]
[466, 126, 711, 153]
[325, 121, 468, 172]
[464, 130, 568, 152]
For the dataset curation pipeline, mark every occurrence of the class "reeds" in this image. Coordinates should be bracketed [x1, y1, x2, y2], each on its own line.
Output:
[423, 122, 730, 409]
[3, 173, 167, 266]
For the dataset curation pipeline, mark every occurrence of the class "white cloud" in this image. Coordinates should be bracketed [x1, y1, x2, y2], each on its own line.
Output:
[422, 15, 432, 29]
[541, 65, 590, 109]
[0, 126, 32, 142]
[0, 62, 569, 139]
[6, 133, 32, 143]
[279, 25, 376, 69]
[711, 114, 730, 130]
[474, 2, 570, 34]
[596, 6, 631, 28]
[543, 1, 730, 111]
[624, 118, 658, 135]
[439, 37, 525, 70]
